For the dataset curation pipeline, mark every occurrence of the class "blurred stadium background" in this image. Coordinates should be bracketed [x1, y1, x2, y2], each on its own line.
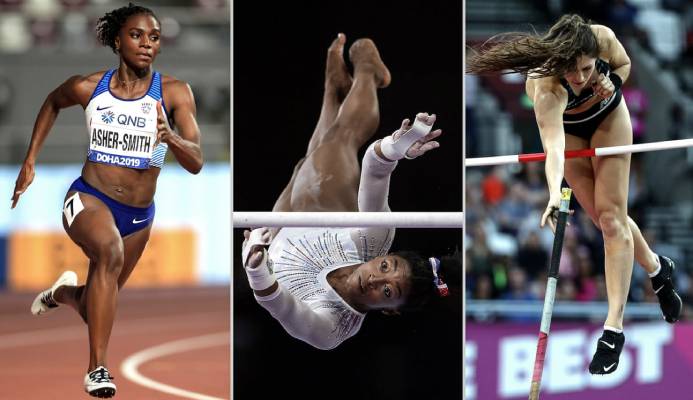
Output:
[0, 2, 230, 398]
[465, 0, 693, 399]
[0, 0, 230, 291]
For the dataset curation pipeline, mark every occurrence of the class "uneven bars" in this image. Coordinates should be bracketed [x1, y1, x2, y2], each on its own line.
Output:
[466, 138, 693, 167]
[232, 212, 464, 228]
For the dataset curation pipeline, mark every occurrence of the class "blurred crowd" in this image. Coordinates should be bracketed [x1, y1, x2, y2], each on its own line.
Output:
[0, 0, 230, 164]
[548, 0, 693, 97]
[465, 159, 693, 320]
[0, 0, 228, 54]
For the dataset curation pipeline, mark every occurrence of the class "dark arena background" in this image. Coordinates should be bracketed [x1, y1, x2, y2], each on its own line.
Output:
[233, 0, 463, 399]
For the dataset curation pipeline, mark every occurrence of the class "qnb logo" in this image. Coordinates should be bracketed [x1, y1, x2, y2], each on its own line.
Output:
[101, 110, 115, 124]
[116, 114, 147, 128]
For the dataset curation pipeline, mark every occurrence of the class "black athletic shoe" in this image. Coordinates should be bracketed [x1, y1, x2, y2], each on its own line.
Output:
[589, 330, 625, 375]
[651, 255, 683, 323]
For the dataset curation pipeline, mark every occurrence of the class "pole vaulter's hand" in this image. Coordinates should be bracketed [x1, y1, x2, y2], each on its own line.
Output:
[242, 228, 272, 268]
[11, 161, 35, 209]
[399, 113, 442, 159]
[592, 73, 615, 100]
[540, 194, 573, 234]
[540, 199, 560, 234]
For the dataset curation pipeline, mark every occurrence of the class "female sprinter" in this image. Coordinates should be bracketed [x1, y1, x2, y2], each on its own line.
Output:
[467, 14, 681, 375]
[241, 34, 458, 350]
[11, 4, 202, 397]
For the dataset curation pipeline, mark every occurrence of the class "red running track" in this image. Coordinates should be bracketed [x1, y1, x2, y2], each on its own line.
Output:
[0, 286, 229, 400]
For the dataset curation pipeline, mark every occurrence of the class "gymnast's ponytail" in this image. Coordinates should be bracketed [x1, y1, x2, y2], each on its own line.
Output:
[394, 250, 462, 312]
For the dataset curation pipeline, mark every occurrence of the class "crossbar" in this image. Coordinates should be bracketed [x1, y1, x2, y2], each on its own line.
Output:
[232, 212, 464, 228]
[466, 138, 693, 167]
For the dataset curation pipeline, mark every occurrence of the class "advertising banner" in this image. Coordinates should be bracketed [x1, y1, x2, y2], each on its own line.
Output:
[1, 164, 230, 288]
[8, 229, 196, 289]
[0, 236, 5, 288]
[466, 321, 693, 399]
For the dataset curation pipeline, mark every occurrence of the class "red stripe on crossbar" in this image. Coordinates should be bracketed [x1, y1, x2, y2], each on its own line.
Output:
[518, 148, 597, 164]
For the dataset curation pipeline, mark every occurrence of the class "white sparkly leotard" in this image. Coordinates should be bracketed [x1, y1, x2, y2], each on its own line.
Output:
[256, 143, 397, 350]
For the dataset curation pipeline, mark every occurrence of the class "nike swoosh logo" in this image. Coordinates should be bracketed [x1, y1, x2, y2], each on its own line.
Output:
[654, 285, 665, 294]
[132, 218, 148, 224]
[97, 105, 113, 111]
[599, 340, 616, 349]
[603, 363, 617, 372]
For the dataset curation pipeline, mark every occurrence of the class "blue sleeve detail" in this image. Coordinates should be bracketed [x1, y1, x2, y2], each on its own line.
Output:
[147, 71, 163, 101]
[147, 71, 172, 124]
[89, 69, 114, 100]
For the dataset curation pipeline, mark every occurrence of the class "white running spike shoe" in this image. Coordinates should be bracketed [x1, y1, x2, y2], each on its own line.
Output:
[84, 366, 116, 398]
[30, 270, 77, 315]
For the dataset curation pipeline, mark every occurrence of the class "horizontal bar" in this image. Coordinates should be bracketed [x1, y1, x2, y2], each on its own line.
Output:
[233, 212, 464, 228]
[466, 138, 693, 167]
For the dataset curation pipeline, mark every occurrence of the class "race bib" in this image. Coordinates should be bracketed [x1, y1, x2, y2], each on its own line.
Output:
[88, 109, 157, 169]
[63, 192, 84, 227]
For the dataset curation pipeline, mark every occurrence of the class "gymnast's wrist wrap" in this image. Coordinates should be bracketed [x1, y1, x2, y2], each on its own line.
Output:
[379, 117, 432, 161]
[609, 72, 623, 91]
[366, 142, 398, 167]
[242, 229, 276, 291]
[245, 251, 276, 291]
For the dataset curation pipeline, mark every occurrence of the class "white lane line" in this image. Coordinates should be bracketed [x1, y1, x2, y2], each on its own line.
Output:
[120, 332, 229, 400]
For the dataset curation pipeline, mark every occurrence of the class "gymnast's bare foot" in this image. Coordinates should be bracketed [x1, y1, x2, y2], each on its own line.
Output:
[349, 38, 391, 88]
[326, 33, 353, 100]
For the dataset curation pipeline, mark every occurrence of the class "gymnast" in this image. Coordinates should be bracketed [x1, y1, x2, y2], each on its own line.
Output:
[241, 34, 459, 350]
